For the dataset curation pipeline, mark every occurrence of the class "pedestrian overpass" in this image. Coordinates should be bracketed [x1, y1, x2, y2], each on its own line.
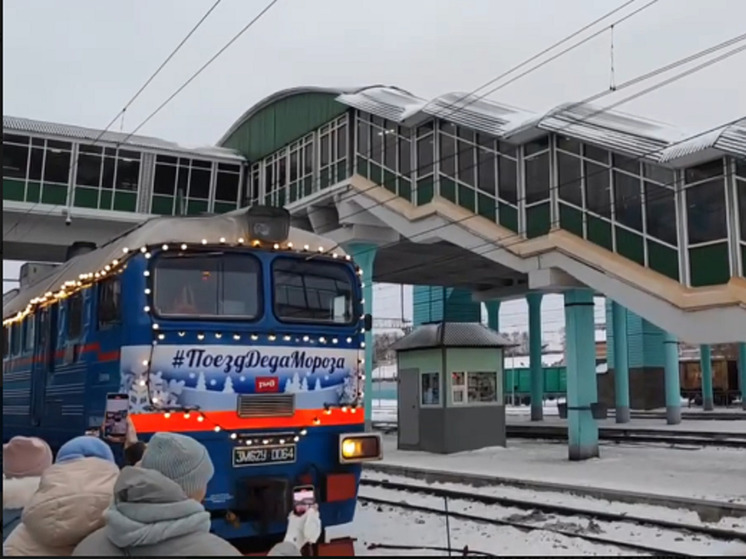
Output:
[4, 86, 746, 459]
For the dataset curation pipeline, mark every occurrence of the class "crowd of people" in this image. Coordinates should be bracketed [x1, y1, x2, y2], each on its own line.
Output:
[3, 421, 321, 557]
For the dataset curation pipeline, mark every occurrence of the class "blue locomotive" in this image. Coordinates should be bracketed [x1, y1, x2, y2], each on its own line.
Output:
[2, 207, 381, 555]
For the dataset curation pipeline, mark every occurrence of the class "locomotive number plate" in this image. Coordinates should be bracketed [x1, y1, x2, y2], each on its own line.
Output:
[232, 444, 296, 467]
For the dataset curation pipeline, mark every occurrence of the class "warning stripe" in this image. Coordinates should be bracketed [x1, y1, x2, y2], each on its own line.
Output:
[130, 407, 364, 433]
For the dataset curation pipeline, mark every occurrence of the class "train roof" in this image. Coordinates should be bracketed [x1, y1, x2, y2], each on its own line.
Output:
[3, 212, 349, 322]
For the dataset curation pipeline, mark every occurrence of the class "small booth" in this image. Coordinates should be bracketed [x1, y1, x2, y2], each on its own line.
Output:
[392, 322, 513, 454]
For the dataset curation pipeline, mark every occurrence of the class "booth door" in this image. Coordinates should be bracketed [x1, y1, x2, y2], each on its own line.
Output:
[398, 369, 420, 446]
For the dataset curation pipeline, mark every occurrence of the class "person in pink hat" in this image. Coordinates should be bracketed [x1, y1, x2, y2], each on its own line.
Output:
[3, 436, 53, 542]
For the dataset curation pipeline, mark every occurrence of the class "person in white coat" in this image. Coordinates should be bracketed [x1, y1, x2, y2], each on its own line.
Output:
[2, 436, 54, 542]
[3, 436, 119, 556]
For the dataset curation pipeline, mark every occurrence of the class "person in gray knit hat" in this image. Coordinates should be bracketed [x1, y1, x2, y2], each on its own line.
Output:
[73, 432, 307, 557]
[72, 432, 242, 557]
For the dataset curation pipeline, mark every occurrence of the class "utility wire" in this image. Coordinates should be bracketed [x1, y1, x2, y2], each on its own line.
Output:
[310, 34, 746, 261]
[3, 0, 225, 238]
[4, 0, 638, 241]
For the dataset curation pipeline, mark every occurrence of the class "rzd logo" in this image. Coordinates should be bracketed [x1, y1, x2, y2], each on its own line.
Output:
[255, 376, 279, 393]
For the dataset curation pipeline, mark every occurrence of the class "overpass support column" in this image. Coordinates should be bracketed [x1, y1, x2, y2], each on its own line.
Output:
[486, 301, 500, 332]
[563, 289, 598, 461]
[740, 343, 746, 411]
[527, 293, 543, 421]
[699, 345, 715, 411]
[700, 345, 714, 411]
[611, 302, 630, 424]
[345, 242, 377, 430]
[663, 333, 681, 425]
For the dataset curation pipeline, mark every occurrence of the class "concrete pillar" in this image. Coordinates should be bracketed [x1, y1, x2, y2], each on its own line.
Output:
[563, 289, 599, 461]
[486, 300, 500, 332]
[611, 302, 630, 424]
[527, 293, 543, 421]
[663, 332, 681, 425]
[740, 343, 746, 411]
[345, 242, 377, 430]
[700, 345, 714, 411]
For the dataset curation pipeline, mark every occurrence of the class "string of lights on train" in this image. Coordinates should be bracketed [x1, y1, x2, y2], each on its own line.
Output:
[2, 237, 370, 444]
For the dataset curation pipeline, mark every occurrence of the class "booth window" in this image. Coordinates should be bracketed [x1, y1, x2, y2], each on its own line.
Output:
[420, 372, 441, 406]
[451, 371, 499, 404]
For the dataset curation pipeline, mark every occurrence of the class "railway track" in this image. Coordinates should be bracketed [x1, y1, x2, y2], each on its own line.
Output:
[359, 478, 746, 557]
[371, 422, 746, 448]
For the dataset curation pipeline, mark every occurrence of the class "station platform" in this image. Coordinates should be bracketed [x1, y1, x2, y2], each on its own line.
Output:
[371, 433, 746, 505]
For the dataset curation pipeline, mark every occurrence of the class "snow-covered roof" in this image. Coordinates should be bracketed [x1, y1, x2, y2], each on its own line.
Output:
[392, 322, 514, 351]
[372, 364, 398, 380]
[659, 118, 746, 162]
[3, 115, 245, 161]
[330, 86, 744, 162]
[504, 352, 565, 369]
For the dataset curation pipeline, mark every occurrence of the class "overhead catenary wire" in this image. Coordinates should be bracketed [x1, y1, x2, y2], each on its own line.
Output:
[4, 0, 644, 243]
[3, 0, 226, 238]
[8, 0, 665, 260]
[309, 35, 746, 266]
[4, 0, 278, 239]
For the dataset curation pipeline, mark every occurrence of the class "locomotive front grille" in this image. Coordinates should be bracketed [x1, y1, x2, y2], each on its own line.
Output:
[236, 394, 295, 418]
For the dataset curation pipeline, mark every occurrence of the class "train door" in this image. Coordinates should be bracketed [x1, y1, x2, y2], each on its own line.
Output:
[30, 306, 57, 427]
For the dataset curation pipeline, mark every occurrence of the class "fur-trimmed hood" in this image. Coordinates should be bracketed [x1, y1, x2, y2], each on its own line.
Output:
[3, 477, 41, 511]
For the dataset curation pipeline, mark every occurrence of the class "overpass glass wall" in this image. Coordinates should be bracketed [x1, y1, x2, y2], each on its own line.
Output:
[151, 156, 241, 215]
[211, 107, 741, 289]
[734, 159, 746, 276]
[247, 114, 349, 208]
[3, 134, 74, 206]
[2, 133, 244, 216]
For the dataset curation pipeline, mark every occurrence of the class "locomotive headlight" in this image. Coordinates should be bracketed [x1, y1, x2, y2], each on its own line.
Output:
[339, 433, 382, 464]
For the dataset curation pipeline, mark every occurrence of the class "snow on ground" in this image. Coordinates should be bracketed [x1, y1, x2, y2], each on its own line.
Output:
[376, 434, 746, 504]
[371, 400, 563, 422]
[363, 470, 746, 533]
[354, 484, 746, 556]
[327, 502, 646, 556]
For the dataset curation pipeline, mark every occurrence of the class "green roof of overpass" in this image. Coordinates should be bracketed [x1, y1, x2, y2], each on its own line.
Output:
[217, 86, 353, 162]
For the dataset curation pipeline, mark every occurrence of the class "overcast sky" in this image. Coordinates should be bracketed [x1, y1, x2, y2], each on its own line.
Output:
[3, 0, 744, 331]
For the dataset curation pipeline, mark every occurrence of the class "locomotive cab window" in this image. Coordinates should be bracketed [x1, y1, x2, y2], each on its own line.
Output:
[153, 254, 261, 319]
[272, 259, 355, 324]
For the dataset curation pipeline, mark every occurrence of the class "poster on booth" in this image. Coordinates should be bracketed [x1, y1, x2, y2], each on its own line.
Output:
[119, 345, 360, 413]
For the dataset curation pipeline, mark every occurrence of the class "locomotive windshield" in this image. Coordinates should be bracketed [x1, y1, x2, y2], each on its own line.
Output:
[153, 254, 261, 319]
[272, 258, 356, 325]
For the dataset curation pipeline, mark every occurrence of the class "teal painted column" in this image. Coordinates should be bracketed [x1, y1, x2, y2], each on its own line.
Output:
[611, 302, 630, 423]
[700, 345, 714, 411]
[486, 301, 500, 331]
[345, 242, 377, 429]
[563, 289, 599, 461]
[738, 342, 746, 410]
[527, 293, 544, 421]
[663, 332, 681, 424]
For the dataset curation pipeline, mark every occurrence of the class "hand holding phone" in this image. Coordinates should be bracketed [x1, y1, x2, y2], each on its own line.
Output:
[292, 485, 316, 516]
[104, 393, 130, 440]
